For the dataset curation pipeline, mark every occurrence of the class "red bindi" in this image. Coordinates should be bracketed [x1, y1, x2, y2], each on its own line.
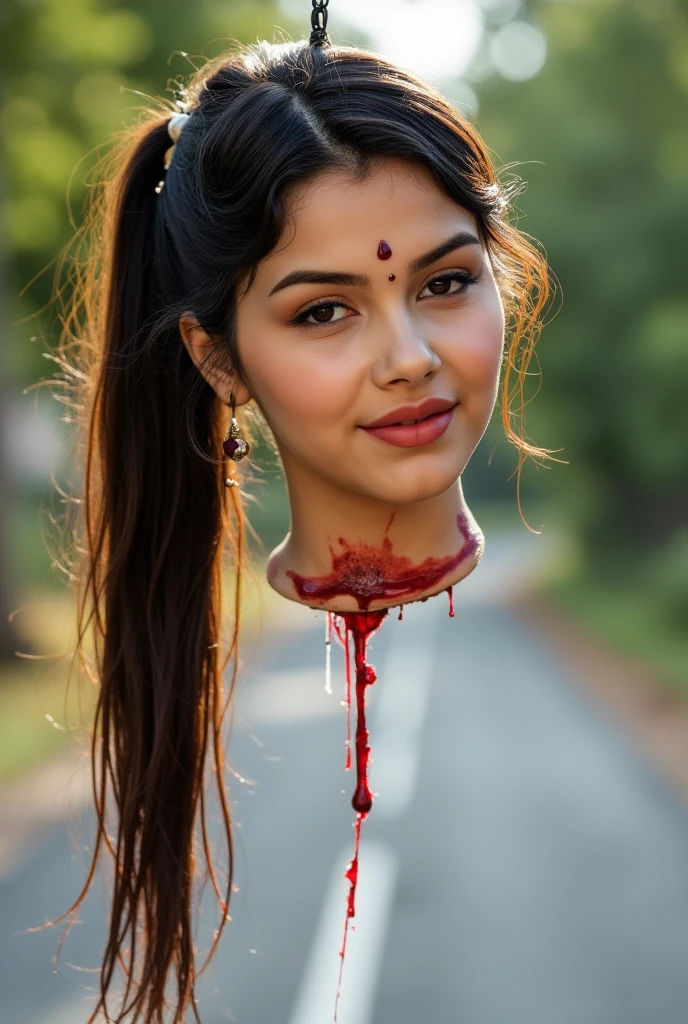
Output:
[377, 240, 392, 260]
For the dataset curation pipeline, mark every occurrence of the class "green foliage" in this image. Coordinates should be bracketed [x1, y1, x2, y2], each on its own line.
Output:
[474, 0, 688, 562]
[0, 0, 300, 384]
[645, 527, 688, 630]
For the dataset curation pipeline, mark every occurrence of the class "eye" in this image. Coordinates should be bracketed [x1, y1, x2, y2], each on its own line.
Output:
[290, 300, 353, 328]
[419, 270, 479, 299]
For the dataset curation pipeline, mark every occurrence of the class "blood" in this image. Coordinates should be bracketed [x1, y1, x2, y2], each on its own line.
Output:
[377, 239, 392, 260]
[288, 511, 482, 611]
[305, 516, 479, 1017]
[388, 273, 396, 281]
[332, 608, 388, 1020]
[447, 585, 455, 617]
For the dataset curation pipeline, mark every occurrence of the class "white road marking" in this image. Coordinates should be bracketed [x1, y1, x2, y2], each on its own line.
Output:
[287, 841, 399, 1024]
[371, 601, 441, 820]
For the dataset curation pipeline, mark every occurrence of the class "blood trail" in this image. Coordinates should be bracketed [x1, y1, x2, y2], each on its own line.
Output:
[332, 608, 387, 1019]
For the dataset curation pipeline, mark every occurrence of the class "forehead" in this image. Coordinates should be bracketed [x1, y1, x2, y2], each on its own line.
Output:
[266, 158, 479, 270]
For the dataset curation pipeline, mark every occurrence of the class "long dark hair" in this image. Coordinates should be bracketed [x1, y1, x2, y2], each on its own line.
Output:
[45, 38, 555, 1023]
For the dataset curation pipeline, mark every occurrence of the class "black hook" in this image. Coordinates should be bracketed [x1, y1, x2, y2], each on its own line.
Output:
[310, 0, 331, 47]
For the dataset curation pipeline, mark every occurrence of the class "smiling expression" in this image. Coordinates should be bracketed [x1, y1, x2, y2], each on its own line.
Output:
[235, 158, 506, 505]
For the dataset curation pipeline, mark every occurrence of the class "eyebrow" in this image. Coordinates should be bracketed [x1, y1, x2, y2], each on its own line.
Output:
[267, 230, 482, 297]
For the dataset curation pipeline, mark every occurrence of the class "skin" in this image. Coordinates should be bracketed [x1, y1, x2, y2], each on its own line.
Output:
[181, 157, 506, 613]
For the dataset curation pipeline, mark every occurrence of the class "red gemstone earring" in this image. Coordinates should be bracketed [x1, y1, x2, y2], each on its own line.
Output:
[222, 392, 250, 462]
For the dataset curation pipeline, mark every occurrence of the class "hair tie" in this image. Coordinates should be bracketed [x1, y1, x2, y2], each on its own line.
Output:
[309, 0, 331, 47]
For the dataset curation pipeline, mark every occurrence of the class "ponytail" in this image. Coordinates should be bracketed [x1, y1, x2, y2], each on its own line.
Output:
[46, 113, 244, 1023]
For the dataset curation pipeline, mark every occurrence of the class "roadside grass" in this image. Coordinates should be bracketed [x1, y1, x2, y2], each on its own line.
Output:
[497, 497, 688, 699]
[0, 589, 89, 784]
[546, 573, 688, 698]
[0, 657, 87, 784]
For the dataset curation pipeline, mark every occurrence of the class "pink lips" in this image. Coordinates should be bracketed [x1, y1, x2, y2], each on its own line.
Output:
[361, 397, 458, 449]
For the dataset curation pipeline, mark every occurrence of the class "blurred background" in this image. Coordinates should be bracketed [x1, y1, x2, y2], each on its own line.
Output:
[1, 1, 687, 1022]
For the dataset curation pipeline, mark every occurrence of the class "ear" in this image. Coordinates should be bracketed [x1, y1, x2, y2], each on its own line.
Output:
[179, 313, 252, 407]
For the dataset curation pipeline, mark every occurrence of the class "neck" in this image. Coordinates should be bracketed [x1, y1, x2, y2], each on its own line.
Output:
[266, 462, 484, 614]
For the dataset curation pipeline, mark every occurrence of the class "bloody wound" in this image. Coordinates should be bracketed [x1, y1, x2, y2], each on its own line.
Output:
[288, 511, 482, 611]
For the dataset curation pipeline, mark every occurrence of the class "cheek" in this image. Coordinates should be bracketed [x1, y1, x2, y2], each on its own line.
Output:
[443, 292, 504, 399]
[239, 335, 360, 441]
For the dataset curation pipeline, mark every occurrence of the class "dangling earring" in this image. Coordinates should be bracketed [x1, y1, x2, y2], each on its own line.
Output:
[222, 392, 250, 462]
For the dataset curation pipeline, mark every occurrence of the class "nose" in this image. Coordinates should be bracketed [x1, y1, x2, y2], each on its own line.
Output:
[371, 315, 441, 389]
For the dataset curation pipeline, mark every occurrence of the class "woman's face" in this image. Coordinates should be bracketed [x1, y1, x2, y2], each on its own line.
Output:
[236, 158, 505, 506]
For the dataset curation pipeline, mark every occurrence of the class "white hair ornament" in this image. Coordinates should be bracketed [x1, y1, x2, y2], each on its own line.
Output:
[154, 109, 191, 194]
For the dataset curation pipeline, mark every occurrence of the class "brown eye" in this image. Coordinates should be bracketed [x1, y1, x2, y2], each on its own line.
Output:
[427, 278, 452, 295]
[419, 271, 479, 301]
[292, 300, 351, 328]
[311, 304, 336, 322]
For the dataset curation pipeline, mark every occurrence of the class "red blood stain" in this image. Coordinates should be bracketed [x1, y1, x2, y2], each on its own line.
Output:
[377, 239, 392, 260]
[447, 584, 455, 617]
[332, 609, 387, 1020]
[288, 511, 482, 611]
[388, 273, 396, 281]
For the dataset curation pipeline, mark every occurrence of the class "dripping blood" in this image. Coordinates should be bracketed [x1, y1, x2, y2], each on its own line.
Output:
[332, 608, 387, 1019]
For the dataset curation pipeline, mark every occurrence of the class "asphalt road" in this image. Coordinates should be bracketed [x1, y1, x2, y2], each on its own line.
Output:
[3, 535, 688, 1024]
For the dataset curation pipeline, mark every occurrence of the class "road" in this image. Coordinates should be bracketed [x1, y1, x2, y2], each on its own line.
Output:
[2, 531, 688, 1023]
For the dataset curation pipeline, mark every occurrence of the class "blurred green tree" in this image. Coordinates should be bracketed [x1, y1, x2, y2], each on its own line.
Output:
[1, 0, 299, 384]
[0, 0, 300, 657]
[475, 0, 688, 573]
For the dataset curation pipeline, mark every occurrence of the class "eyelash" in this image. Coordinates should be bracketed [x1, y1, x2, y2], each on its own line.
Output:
[289, 270, 481, 329]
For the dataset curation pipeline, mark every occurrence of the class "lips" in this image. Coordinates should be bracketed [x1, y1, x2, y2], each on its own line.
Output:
[362, 397, 457, 429]
[360, 397, 458, 449]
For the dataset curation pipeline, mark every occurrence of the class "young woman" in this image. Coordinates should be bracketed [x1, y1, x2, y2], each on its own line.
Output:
[48, 26, 554, 1024]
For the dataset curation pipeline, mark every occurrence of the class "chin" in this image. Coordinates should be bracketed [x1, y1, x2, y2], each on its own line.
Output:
[355, 463, 464, 505]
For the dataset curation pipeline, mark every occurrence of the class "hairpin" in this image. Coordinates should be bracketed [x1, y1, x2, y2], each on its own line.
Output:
[164, 112, 190, 169]
[155, 111, 190, 194]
